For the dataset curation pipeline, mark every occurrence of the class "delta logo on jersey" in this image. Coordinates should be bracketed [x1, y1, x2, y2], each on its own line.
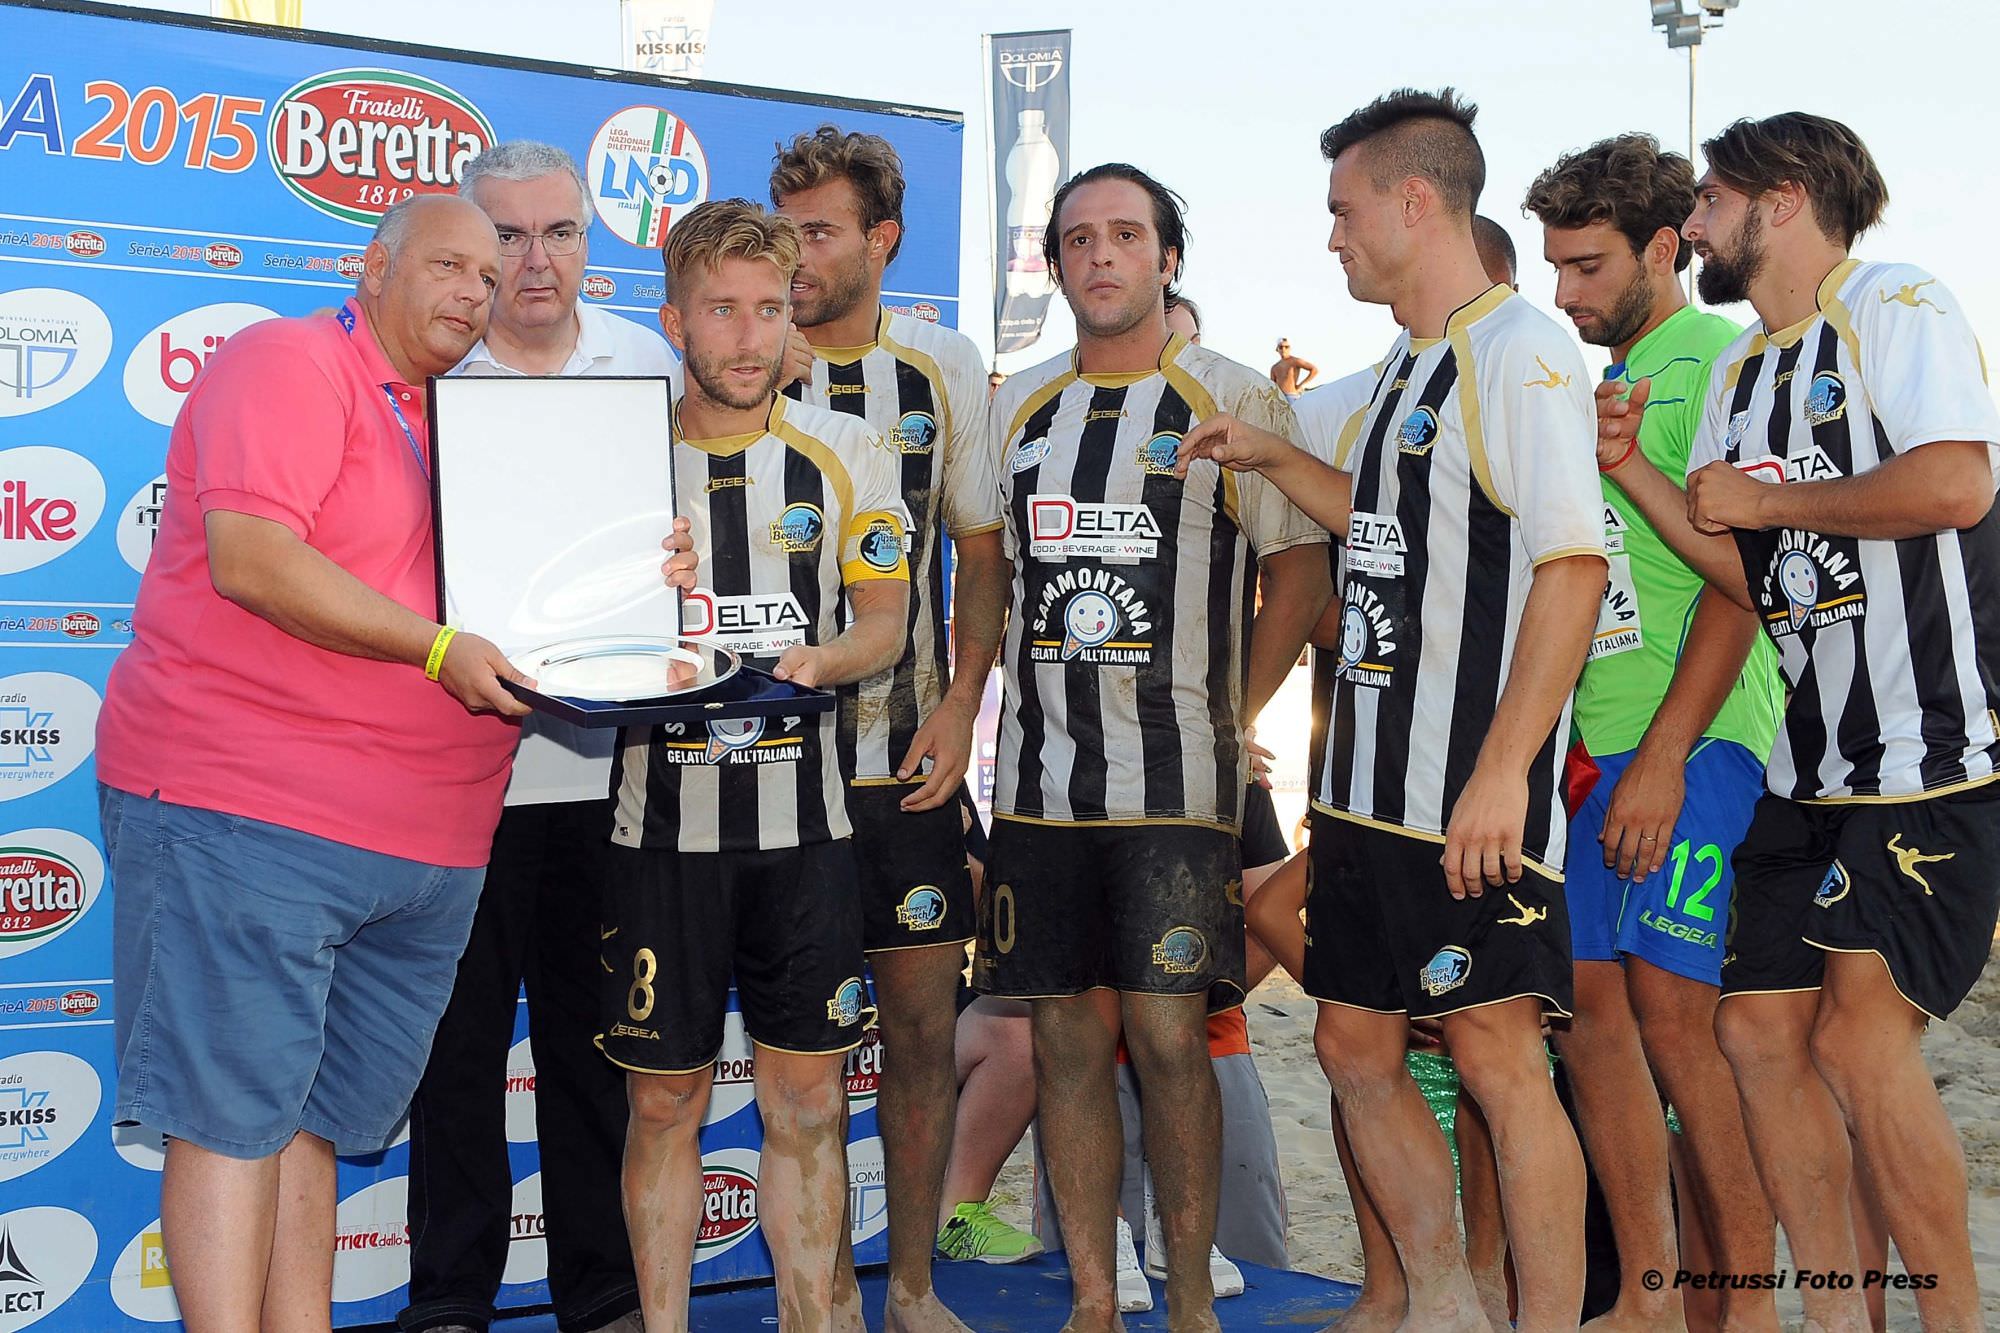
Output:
[0, 448, 104, 577]
[680, 588, 810, 655]
[0, 831, 102, 962]
[1028, 495, 1161, 560]
[1802, 372, 1847, 427]
[1397, 405, 1441, 456]
[590, 106, 710, 249]
[1030, 570, 1154, 665]
[1345, 510, 1406, 578]
[1335, 586, 1398, 689]
[696, 1150, 761, 1258]
[892, 411, 937, 455]
[1419, 945, 1472, 997]
[268, 70, 496, 226]
[0, 289, 113, 419]
[1762, 535, 1865, 636]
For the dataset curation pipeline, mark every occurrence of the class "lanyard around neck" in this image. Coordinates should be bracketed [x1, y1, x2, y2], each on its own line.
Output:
[337, 305, 431, 481]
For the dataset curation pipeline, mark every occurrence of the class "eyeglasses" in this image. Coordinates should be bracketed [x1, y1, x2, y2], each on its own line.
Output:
[495, 227, 584, 257]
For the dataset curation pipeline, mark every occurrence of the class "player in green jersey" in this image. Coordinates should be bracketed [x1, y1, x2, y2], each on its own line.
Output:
[1526, 135, 1785, 1333]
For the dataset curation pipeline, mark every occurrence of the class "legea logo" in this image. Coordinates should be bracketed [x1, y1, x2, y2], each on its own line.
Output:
[0, 1206, 96, 1332]
[0, 674, 102, 802]
[268, 69, 496, 227]
[110, 1217, 180, 1323]
[122, 304, 277, 426]
[0, 828, 103, 962]
[0, 290, 113, 419]
[0, 1052, 100, 1184]
[0, 447, 103, 577]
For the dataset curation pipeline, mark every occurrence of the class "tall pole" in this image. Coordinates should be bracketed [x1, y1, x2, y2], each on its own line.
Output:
[1686, 41, 1698, 298]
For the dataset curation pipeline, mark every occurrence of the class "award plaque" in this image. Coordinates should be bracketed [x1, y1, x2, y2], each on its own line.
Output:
[428, 375, 833, 727]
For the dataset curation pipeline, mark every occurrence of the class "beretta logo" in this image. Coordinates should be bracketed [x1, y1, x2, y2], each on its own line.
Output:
[57, 991, 97, 1018]
[580, 274, 615, 300]
[336, 254, 365, 279]
[59, 613, 96, 640]
[0, 828, 103, 962]
[62, 232, 103, 259]
[268, 69, 496, 226]
[695, 1148, 761, 1258]
[202, 242, 243, 270]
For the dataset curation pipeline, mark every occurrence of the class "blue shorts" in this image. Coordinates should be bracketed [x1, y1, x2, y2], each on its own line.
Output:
[101, 785, 484, 1160]
[1564, 739, 1764, 985]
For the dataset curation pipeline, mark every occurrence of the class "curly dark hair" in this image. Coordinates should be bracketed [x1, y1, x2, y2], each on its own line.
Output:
[1701, 112, 1887, 248]
[769, 125, 906, 263]
[1523, 134, 1697, 273]
[1320, 88, 1483, 215]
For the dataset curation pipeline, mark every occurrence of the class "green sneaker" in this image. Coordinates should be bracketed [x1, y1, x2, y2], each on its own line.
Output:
[936, 1201, 1046, 1265]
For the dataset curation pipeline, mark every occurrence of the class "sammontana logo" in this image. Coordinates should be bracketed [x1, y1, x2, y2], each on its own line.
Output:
[268, 69, 496, 226]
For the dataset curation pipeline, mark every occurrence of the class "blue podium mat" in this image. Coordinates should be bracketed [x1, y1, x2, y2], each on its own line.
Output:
[483, 1254, 1360, 1331]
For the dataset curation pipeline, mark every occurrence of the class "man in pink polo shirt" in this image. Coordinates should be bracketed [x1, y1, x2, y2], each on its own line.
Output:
[95, 193, 696, 1331]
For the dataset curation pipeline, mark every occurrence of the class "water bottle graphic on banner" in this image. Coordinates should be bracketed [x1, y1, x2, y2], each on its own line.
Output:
[1003, 110, 1060, 299]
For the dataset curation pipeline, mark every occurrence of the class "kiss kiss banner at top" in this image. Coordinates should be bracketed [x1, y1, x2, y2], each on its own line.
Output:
[0, 1, 958, 1326]
[986, 28, 1069, 356]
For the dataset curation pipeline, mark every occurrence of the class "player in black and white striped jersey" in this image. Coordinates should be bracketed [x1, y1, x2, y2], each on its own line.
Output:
[1180, 91, 1606, 1330]
[976, 162, 1331, 1331]
[769, 126, 1008, 1333]
[599, 201, 911, 1332]
[1596, 112, 2000, 1331]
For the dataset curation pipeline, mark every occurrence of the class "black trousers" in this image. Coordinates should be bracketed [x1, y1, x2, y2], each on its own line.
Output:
[400, 799, 639, 1333]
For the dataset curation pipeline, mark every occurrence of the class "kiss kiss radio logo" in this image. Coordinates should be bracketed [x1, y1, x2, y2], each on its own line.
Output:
[122, 303, 277, 427]
[268, 69, 496, 226]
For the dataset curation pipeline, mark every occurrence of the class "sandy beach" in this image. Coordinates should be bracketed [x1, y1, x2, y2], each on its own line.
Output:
[984, 947, 2000, 1329]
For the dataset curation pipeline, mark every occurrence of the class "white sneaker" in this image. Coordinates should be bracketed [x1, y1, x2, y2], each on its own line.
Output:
[1140, 1163, 1246, 1297]
[1114, 1215, 1153, 1312]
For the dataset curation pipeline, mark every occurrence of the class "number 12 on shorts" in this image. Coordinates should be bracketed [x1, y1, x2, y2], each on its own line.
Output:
[1663, 840, 1722, 922]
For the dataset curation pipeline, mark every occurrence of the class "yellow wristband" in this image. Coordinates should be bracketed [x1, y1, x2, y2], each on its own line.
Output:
[424, 626, 458, 681]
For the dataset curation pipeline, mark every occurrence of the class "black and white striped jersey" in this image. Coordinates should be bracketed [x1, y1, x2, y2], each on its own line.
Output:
[991, 333, 1328, 830]
[612, 396, 910, 854]
[1296, 366, 1383, 803]
[784, 309, 1003, 784]
[1313, 286, 1603, 875]
[1689, 258, 2000, 802]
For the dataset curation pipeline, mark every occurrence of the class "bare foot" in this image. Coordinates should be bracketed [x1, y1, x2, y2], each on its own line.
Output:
[1319, 1286, 1407, 1333]
[1393, 1291, 1490, 1333]
[829, 1276, 865, 1333]
[1057, 1308, 1125, 1333]
[883, 1288, 974, 1333]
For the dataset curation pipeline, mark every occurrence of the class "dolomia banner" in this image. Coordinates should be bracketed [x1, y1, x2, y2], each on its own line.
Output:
[0, 3, 961, 1327]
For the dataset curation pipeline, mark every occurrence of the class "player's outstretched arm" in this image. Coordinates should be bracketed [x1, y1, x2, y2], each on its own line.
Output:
[1597, 378, 1753, 610]
[1688, 439, 1995, 542]
[898, 528, 1008, 811]
[1600, 591, 1760, 882]
[1244, 851, 1309, 984]
[773, 578, 909, 690]
[1246, 544, 1332, 720]
[1176, 413, 1355, 535]
[1441, 552, 1606, 900]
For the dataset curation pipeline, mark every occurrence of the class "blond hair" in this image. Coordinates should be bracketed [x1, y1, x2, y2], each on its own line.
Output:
[661, 198, 802, 296]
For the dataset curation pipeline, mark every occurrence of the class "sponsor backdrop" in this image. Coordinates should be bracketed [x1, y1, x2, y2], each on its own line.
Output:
[0, 2, 958, 1327]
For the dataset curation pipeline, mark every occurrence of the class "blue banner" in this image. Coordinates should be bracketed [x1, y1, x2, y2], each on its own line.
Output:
[0, 2, 959, 1326]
